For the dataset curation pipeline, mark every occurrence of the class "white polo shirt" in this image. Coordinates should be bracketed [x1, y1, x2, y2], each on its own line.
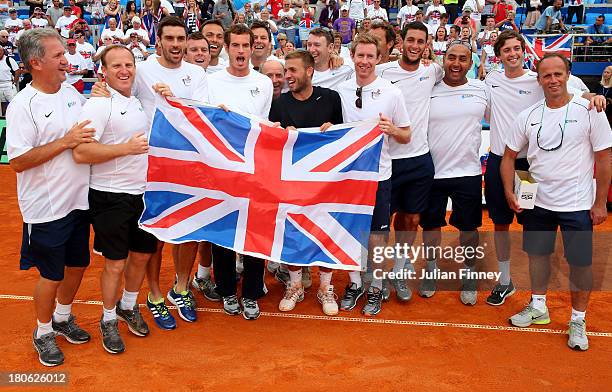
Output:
[507, 94, 612, 212]
[207, 68, 273, 119]
[0, 55, 17, 86]
[133, 58, 209, 130]
[76, 41, 95, 71]
[206, 58, 227, 74]
[80, 87, 149, 194]
[428, 79, 489, 179]
[6, 83, 89, 223]
[312, 65, 354, 90]
[376, 61, 443, 159]
[337, 76, 411, 181]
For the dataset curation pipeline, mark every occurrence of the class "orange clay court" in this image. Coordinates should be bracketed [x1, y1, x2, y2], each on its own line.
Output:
[0, 165, 610, 391]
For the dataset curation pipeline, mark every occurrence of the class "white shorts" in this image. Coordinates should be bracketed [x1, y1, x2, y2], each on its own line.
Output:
[0, 84, 17, 102]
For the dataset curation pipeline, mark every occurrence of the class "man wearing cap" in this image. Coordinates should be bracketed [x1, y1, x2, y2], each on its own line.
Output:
[453, 7, 476, 33]
[127, 32, 149, 62]
[31, 7, 49, 29]
[124, 16, 150, 46]
[65, 39, 88, 92]
[75, 31, 95, 77]
[333, 6, 356, 44]
[55, 6, 77, 39]
[46, 0, 64, 27]
[5, 9, 23, 35]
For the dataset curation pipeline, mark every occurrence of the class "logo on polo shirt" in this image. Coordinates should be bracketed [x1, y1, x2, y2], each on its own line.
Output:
[182, 75, 191, 86]
[371, 89, 381, 99]
[518, 89, 532, 95]
[419, 76, 430, 82]
[565, 119, 577, 123]
[250, 87, 260, 97]
[44, 111, 53, 118]
[461, 94, 474, 99]
[67, 101, 77, 108]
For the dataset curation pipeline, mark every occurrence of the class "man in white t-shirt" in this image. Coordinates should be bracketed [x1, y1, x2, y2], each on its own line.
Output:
[14, 19, 32, 45]
[201, 19, 228, 74]
[425, 0, 446, 29]
[93, 17, 209, 330]
[367, 0, 388, 22]
[64, 39, 87, 93]
[482, 30, 606, 307]
[250, 20, 277, 71]
[0, 45, 18, 115]
[207, 24, 274, 321]
[396, 0, 419, 29]
[348, 0, 367, 23]
[4, 8, 23, 34]
[477, 15, 496, 47]
[73, 45, 156, 355]
[123, 16, 150, 46]
[502, 53, 611, 351]
[127, 32, 149, 62]
[376, 22, 443, 301]
[423, 41, 488, 306]
[74, 31, 94, 76]
[7, 28, 95, 367]
[337, 33, 411, 317]
[307, 27, 353, 89]
[55, 6, 77, 38]
[101, 18, 125, 42]
[31, 7, 50, 29]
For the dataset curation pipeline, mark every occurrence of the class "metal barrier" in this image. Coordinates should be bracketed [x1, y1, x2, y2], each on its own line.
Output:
[569, 34, 612, 63]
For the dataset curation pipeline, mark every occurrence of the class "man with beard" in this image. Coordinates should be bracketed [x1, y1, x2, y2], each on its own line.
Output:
[93, 17, 208, 329]
[201, 20, 227, 74]
[307, 27, 353, 89]
[375, 22, 443, 301]
[268, 50, 343, 316]
[207, 24, 273, 320]
[337, 33, 411, 316]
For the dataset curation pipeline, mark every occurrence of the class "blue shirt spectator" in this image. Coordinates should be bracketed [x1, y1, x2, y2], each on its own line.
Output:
[585, 15, 612, 45]
[535, 0, 564, 32]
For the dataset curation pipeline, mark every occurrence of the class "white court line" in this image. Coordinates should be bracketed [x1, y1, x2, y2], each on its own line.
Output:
[2, 294, 611, 338]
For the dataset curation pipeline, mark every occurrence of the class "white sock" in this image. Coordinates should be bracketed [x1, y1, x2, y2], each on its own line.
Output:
[531, 294, 547, 311]
[392, 256, 407, 274]
[288, 269, 302, 286]
[498, 260, 511, 286]
[319, 271, 332, 289]
[36, 320, 54, 338]
[119, 289, 138, 311]
[426, 259, 437, 272]
[103, 306, 117, 322]
[370, 277, 383, 290]
[348, 271, 362, 288]
[197, 264, 211, 280]
[53, 302, 72, 323]
[571, 308, 586, 322]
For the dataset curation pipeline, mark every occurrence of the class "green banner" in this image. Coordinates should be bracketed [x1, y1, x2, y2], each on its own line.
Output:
[0, 118, 6, 164]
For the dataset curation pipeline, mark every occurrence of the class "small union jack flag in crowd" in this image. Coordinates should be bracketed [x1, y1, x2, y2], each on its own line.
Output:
[522, 34, 572, 70]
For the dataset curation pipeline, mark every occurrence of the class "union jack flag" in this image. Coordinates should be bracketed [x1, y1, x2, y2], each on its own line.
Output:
[522, 34, 572, 70]
[139, 98, 384, 270]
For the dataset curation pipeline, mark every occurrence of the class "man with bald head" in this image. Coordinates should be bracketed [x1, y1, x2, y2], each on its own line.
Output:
[261, 59, 285, 99]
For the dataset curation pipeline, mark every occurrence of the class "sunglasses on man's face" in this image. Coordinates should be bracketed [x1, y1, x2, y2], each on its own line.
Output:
[355, 87, 362, 109]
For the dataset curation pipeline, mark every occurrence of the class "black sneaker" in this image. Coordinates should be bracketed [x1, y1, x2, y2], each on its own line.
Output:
[99, 318, 125, 354]
[192, 275, 222, 302]
[116, 302, 149, 337]
[52, 314, 91, 344]
[362, 287, 383, 316]
[486, 281, 516, 306]
[33, 329, 64, 367]
[340, 283, 365, 311]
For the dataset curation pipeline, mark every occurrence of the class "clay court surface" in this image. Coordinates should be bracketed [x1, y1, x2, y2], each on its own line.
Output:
[0, 165, 610, 391]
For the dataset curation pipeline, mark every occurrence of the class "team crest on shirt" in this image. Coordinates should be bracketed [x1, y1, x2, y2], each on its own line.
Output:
[182, 75, 192, 86]
[371, 89, 381, 99]
[250, 87, 260, 97]
[518, 89, 532, 95]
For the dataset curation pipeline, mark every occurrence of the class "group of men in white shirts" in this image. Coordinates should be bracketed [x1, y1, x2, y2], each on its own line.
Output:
[6, 16, 610, 368]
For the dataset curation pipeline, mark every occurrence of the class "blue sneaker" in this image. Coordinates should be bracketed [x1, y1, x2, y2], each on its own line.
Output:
[167, 288, 197, 322]
[146, 296, 177, 330]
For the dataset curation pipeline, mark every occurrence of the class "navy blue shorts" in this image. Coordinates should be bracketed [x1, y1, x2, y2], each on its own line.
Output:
[89, 189, 158, 260]
[420, 175, 483, 231]
[484, 152, 529, 225]
[371, 179, 391, 232]
[391, 153, 435, 214]
[522, 206, 593, 266]
[20, 209, 91, 281]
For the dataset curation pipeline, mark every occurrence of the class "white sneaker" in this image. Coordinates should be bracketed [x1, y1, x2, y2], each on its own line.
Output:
[279, 284, 304, 312]
[317, 285, 339, 316]
[567, 319, 589, 351]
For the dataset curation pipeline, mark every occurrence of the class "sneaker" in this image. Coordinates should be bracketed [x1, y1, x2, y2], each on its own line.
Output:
[222, 294, 241, 316]
[509, 303, 551, 327]
[391, 277, 412, 302]
[52, 314, 91, 344]
[418, 273, 436, 298]
[567, 319, 589, 351]
[240, 298, 260, 320]
[317, 285, 339, 316]
[279, 284, 304, 312]
[381, 279, 391, 302]
[274, 268, 290, 286]
[340, 283, 365, 311]
[99, 318, 125, 354]
[267, 261, 280, 274]
[301, 267, 312, 289]
[192, 275, 221, 302]
[116, 302, 149, 337]
[146, 296, 177, 330]
[486, 281, 516, 306]
[33, 330, 64, 367]
[167, 288, 198, 322]
[362, 287, 383, 316]
[460, 277, 478, 306]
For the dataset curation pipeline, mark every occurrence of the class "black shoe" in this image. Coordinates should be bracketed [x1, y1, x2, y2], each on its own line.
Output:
[192, 275, 222, 302]
[99, 318, 125, 354]
[362, 286, 383, 316]
[33, 329, 64, 367]
[116, 302, 149, 337]
[486, 281, 516, 306]
[52, 314, 91, 344]
[340, 283, 365, 311]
